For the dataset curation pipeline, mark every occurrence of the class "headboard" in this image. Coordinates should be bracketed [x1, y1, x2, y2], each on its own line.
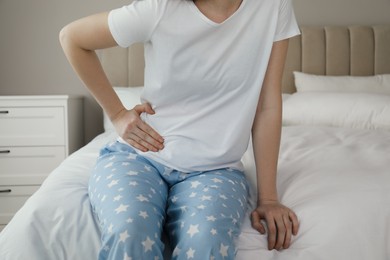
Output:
[101, 25, 390, 93]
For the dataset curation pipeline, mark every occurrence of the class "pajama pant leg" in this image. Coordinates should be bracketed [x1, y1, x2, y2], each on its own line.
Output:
[165, 169, 249, 260]
[88, 141, 168, 260]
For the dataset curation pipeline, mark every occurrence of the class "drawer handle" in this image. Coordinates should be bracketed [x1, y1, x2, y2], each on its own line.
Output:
[0, 150, 10, 154]
[0, 189, 12, 193]
[0, 110, 9, 114]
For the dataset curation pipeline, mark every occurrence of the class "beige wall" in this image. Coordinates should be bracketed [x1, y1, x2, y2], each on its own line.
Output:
[1, 0, 390, 143]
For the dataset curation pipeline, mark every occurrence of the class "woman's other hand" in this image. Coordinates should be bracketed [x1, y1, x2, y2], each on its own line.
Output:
[112, 103, 164, 152]
[250, 200, 299, 251]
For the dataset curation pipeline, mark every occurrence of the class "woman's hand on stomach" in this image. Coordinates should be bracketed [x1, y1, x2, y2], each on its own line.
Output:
[112, 103, 164, 152]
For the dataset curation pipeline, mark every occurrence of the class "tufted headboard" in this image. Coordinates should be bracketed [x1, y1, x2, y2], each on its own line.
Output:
[101, 25, 390, 93]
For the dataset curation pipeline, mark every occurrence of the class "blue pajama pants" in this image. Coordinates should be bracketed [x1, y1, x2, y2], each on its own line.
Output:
[88, 141, 249, 260]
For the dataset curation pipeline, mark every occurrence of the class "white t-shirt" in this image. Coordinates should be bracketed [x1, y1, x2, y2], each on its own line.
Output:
[108, 0, 300, 172]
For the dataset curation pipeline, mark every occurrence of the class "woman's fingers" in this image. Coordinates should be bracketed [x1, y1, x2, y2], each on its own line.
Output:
[289, 210, 300, 236]
[125, 133, 149, 152]
[251, 203, 299, 251]
[112, 103, 164, 152]
[251, 211, 266, 234]
[128, 126, 164, 152]
[265, 214, 277, 250]
[274, 216, 286, 250]
[282, 214, 293, 249]
[137, 120, 164, 145]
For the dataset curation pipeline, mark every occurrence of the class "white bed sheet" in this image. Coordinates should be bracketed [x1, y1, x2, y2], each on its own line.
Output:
[1, 126, 389, 260]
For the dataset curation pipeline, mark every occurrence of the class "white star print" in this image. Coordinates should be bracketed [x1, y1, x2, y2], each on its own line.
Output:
[113, 195, 123, 201]
[210, 228, 217, 235]
[127, 153, 137, 160]
[126, 218, 133, 223]
[201, 195, 212, 201]
[136, 194, 149, 202]
[123, 252, 132, 260]
[108, 179, 119, 188]
[95, 176, 101, 182]
[139, 211, 149, 219]
[180, 206, 188, 212]
[219, 194, 228, 200]
[172, 247, 181, 257]
[189, 192, 197, 198]
[107, 224, 114, 234]
[206, 215, 217, 221]
[144, 165, 152, 172]
[119, 230, 130, 243]
[109, 155, 116, 161]
[142, 236, 155, 252]
[211, 178, 223, 183]
[197, 204, 206, 210]
[126, 171, 138, 176]
[115, 204, 129, 214]
[186, 248, 195, 259]
[163, 167, 172, 176]
[190, 181, 202, 188]
[106, 174, 114, 180]
[187, 224, 199, 237]
[171, 196, 179, 203]
[129, 181, 138, 186]
[122, 162, 130, 166]
[104, 162, 114, 168]
[219, 243, 229, 257]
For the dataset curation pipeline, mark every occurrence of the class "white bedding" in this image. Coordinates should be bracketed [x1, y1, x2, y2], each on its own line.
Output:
[1, 125, 389, 260]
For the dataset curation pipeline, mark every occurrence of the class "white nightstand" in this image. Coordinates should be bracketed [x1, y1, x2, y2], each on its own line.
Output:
[0, 95, 84, 231]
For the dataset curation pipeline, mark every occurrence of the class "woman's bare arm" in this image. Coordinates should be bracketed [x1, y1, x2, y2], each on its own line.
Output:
[60, 13, 164, 152]
[250, 39, 299, 250]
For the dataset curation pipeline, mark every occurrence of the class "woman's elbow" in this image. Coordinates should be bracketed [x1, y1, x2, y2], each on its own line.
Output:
[59, 24, 74, 50]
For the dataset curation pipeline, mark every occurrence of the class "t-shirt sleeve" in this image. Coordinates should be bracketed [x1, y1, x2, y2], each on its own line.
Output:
[273, 0, 300, 42]
[108, 0, 164, 47]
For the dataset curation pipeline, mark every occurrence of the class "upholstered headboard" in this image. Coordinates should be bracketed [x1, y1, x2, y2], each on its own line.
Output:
[101, 25, 390, 93]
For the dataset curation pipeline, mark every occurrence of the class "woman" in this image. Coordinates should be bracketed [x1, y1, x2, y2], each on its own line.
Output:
[60, 0, 300, 259]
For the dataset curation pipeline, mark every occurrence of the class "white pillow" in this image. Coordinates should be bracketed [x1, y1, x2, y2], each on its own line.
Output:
[103, 86, 144, 132]
[283, 92, 390, 130]
[294, 71, 390, 95]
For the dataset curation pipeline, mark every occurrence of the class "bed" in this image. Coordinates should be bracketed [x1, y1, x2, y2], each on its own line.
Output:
[1, 25, 390, 259]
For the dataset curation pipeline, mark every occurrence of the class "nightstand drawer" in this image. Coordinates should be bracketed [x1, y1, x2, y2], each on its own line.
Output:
[0, 185, 40, 225]
[0, 146, 65, 185]
[0, 106, 65, 146]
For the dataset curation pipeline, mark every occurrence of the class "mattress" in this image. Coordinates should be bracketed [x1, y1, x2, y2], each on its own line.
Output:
[1, 125, 389, 259]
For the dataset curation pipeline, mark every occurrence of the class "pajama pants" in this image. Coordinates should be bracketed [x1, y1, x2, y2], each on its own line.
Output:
[88, 141, 249, 260]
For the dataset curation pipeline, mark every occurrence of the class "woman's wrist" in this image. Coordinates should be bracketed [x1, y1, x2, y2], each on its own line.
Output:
[258, 193, 279, 205]
[109, 106, 127, 122]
